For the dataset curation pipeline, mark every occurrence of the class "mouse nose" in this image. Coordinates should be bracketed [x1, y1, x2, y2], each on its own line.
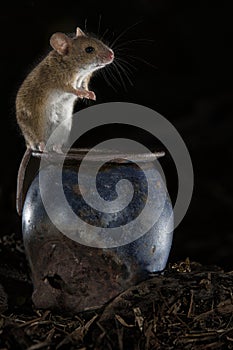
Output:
[109, 50, 114, 61]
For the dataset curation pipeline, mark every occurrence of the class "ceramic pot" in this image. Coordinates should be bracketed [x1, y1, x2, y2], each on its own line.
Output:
[17, 148, 173, 313]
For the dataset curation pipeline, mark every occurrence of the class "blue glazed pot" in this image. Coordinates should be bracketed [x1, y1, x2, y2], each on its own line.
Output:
[18, 148, 173, 313]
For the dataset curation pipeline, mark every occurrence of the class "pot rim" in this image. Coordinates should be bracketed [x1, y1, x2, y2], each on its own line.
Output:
[32, 147, 165, 163]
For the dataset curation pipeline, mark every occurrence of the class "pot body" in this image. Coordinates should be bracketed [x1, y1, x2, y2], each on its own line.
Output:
[21, 149, 173, 313]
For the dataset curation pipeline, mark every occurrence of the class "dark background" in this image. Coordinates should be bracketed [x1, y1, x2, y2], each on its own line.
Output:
[0, 0, 232, 270]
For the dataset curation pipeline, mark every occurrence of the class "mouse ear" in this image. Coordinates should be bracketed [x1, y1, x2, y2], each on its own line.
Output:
[76, 27, 86, 37]
[50, 33, 70, 55]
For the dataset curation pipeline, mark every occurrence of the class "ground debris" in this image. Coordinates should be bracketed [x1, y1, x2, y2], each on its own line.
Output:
[0, 259, 232, 349]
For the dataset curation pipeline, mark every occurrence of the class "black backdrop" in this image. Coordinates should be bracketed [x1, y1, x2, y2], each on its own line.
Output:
[1, 0, 232, 269]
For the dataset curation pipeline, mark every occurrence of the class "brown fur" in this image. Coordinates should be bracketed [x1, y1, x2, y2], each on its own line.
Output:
[16, 28, 114, 150]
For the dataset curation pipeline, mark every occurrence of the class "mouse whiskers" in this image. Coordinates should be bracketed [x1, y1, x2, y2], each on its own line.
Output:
[109, 20, 143, 49]
[99, 54, 136, 93]
[97, 21, 157, 92]
[112, 40, 158, 70]
[111, 38, 154, 51]
[112, 59, 135, 89]
[100, 28, 110, 42]
[100, 68, 118, 93]
[128, 54, 157, 69]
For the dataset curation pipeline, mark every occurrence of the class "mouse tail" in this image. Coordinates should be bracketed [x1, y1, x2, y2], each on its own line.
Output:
[16, 147, 32, 216]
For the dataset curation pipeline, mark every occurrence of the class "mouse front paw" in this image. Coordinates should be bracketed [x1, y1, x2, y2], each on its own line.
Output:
[86, 90, 96, 100]
[76, 88, 96, 100]
[38, 142, 46, 152]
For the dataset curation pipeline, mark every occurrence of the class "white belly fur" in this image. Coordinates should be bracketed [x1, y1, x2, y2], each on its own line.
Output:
[45, 90, 77, 147]
[44, 71, 91, 148]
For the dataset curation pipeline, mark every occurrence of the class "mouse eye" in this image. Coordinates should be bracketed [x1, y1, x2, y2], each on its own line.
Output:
[85, 46, 95, 53]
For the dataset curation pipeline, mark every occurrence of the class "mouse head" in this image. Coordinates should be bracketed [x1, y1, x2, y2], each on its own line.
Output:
[50, 27, 114, 71]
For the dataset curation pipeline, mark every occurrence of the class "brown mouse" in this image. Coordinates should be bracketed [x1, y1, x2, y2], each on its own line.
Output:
[16, 27, 114, 152]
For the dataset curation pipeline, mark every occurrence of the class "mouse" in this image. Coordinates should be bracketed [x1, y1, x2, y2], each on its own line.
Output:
[16, 26, 114, 152]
